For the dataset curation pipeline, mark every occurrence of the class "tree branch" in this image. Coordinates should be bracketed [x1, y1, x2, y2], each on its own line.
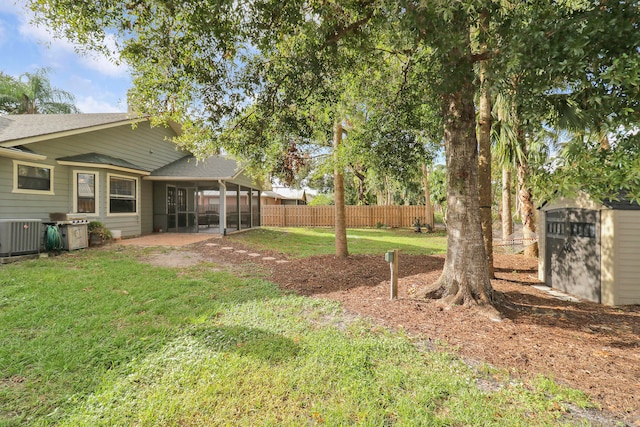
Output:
[470, 49, 499, 63]
[367, 47, 413, 57]
[392, 55, 413, 106]
[324, 10, 374, 47]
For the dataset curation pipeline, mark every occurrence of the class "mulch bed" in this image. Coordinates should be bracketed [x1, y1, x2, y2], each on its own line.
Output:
[192, 239, 640, 426]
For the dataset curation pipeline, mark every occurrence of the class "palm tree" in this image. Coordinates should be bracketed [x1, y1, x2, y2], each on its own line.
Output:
[0, 73, 21, 114]
[0, 68, 79, 114]
[492, 94, 515, 243]
[492, 92, 541, 258]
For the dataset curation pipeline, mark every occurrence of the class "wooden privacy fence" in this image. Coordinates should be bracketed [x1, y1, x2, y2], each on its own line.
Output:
[261, 205, 431, 228]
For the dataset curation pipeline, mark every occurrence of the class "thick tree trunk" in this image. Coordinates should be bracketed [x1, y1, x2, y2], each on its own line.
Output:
[420, 81, 497, 318]
[478, 58, 494, 278]
[517, 156, 538, 258]
[501, 166, 513, 240]
[421, 163, 434, 230]
[333, 120, 348, 258]
[508, 78, 538, 259]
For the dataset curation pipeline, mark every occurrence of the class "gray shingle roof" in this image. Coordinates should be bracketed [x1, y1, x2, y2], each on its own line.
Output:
[602, 198, 640, 210]
[57, 152, 149, 172]
[150, 155, 241, 179]
[0, 113, 142, 145]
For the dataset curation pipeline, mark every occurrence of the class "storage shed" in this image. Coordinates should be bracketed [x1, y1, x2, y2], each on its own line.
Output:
[538, 192, 640, 306]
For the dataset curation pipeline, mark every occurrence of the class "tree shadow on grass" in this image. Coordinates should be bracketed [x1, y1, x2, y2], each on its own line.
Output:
[189, 325, 300, 363]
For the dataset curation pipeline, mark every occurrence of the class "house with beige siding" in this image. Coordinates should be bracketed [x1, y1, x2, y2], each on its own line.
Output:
[261, 188, 309, 206]
[0, 114, 262, 242]
[538, 192, 640, 306]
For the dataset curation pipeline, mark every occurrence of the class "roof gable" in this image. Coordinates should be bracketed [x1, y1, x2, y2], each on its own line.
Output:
[0, 113, 147, 146]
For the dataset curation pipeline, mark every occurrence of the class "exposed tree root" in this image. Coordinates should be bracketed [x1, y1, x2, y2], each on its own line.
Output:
[415, 281, 445, 300]
[417, 279, 503, 322]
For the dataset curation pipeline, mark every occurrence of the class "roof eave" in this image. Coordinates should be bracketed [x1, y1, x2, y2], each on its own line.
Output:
[167, 120, 182, 136]
[57, 160, 151, 176]
[0, 146, 47, 161]
[144, 176, 231, 181]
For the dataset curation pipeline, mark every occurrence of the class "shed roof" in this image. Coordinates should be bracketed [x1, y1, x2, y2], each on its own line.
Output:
[540, 191, 640, 211]
[601, 197, 640, 210]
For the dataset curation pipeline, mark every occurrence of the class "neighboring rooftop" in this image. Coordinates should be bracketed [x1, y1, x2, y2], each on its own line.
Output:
[265, 187, 309, 202]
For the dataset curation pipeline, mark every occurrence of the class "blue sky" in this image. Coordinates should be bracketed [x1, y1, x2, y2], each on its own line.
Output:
[0, 1, 131, 113]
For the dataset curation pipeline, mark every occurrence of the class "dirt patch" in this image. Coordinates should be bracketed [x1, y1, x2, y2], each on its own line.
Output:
[187, 239, 640, 425]
[143, 250, 207, 268]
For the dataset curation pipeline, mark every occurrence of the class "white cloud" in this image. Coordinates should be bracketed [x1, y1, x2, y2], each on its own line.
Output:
[14, 5, 129, 78]
[0, 1, 131, 114]
[0, 1, 24, 14]
[77, 34, 130, 78]
[77, 95, 126, 113]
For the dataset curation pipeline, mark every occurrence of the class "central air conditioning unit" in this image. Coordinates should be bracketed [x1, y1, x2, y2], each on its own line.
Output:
[0, 219, 42, 257]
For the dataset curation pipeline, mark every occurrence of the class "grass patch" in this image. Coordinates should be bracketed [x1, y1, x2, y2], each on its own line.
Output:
[229, 227, 447, 258]
[0, 248, 279, 426]
[1, 246, 591, 426]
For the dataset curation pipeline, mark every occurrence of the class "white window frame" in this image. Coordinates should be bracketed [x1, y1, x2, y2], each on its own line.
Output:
[107, 173, 139, 217]
[73, 170, 99, 216]
[12, 160, 54, 195]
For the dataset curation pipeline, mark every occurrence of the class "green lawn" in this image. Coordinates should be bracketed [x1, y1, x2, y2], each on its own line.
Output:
[0, 243, 591, 426]
[228, 227, 448, 257]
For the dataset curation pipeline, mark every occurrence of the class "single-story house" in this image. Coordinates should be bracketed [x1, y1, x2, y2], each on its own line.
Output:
[261, 187, 309, 205]
[538, 192, 640, 306]
[0, 113, 262, 241]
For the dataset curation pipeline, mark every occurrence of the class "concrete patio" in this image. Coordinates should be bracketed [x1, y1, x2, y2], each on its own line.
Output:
[116, 233, 220, 247]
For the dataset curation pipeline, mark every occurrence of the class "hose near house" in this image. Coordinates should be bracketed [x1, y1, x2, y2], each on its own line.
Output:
[44, 225, 63, 251]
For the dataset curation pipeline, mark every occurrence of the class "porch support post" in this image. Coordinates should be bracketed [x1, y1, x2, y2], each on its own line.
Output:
[236, 184, 242, 230]
[236, 186, 241, 231]
[195, 185, 200, 233]
[219, 180, 227, 235]
[257, 188, 261, 227]
[249, 188, 254, 228]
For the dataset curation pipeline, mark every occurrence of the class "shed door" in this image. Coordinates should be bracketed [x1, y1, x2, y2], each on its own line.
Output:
[545, 208, 601, 302]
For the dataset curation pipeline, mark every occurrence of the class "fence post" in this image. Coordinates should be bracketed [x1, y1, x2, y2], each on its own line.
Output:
[282, 206, 287, 227]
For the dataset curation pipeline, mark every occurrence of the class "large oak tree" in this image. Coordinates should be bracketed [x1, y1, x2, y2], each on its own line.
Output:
[29, 0, 640, 316]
